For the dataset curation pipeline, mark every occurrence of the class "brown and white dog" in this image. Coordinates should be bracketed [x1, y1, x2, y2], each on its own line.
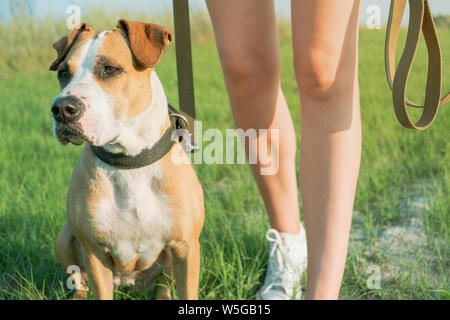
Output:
[50, 20, 204, 300]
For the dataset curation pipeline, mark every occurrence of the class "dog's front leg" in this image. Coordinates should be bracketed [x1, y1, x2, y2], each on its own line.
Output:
[81, 245, 114, 300]
[56, 222, 89, 299]
[170, 240, 200, 300]
[155, 248, 174, 300]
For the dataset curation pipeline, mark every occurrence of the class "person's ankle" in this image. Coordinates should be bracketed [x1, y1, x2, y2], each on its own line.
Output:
[271, 223, 301, 234]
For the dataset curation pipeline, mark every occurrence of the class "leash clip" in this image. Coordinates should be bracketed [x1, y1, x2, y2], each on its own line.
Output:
[171, 129, 199, 153]
[181, 132, 200, 153]
[170, 113, 199, 153]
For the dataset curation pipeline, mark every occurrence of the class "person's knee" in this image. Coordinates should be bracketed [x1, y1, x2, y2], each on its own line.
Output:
[294, 47, 342, 100]
[220, 47, 280, 91]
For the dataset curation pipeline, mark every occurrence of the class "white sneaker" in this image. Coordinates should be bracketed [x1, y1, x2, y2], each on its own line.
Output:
[257, 226, 308, 300]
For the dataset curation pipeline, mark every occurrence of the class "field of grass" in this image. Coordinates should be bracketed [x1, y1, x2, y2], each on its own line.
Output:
[0, 10, 448, 299]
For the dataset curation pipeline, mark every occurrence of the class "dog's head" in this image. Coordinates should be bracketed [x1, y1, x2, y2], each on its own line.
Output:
[49, 20, 172, 146]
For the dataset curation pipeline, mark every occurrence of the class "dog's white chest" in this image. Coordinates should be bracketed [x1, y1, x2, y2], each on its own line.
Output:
[93, 162, 172, 268]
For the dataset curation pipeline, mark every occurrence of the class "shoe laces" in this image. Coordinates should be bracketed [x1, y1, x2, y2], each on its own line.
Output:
[261, 228, 301, 296]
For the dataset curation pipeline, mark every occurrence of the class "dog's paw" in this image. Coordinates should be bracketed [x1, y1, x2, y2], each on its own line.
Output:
[72, 290, 88, 300]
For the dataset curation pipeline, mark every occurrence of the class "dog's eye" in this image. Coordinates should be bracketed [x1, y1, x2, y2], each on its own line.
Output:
[58, 70, 69, 81]
[104, 65, 120, 75]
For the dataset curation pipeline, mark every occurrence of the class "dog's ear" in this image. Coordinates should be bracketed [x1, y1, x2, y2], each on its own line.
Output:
[49, 23, 93, 71]
[117, 19, 172, 70]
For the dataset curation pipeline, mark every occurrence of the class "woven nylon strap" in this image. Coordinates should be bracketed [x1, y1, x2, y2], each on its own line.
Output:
[173, 0, 196, 135]
[385, 0, 449, 130]
[91, 104, 183, 169]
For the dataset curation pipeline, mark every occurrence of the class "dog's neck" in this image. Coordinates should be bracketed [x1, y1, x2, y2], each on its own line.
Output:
[100, 71, 169, 156]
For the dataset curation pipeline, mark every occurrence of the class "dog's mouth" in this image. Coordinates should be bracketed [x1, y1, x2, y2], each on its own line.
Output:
[55, 124, 87, 146]
[55, 123, 119, 147]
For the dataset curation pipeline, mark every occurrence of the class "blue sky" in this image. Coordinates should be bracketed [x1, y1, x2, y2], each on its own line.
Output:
[1, 0, 449, 26]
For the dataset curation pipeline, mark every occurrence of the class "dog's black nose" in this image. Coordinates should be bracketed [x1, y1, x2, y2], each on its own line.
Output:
[51, 96, 84, 123]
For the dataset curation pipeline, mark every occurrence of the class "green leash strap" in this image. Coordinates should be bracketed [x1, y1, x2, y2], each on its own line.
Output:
[173, 0, 196, 136]
[385, 0, 449, 130]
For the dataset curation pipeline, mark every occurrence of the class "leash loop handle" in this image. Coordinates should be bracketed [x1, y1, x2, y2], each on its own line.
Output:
[385, 0, 449, 130]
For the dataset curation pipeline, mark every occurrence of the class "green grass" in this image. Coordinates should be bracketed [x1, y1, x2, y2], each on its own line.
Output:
[0, 13, 449, 299]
